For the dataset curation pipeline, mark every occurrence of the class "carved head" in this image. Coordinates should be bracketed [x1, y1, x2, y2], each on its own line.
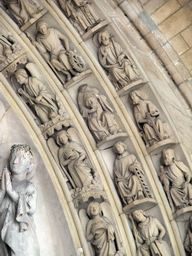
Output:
[56, 130, 72, 146]
[10, 144, 34, 179]
[129, 90, 143, 105]
[87, 202, 102, 218]
[86, 97, 98, 109]
[162, 149, 175, 166]
[36, 20, 49, 35]
[132, 209, 147, 223]
[98, 31, 110, 46]
[113, 141, 127, 155]
[78, 84, 88, 93]
[15, 69, 28, 84]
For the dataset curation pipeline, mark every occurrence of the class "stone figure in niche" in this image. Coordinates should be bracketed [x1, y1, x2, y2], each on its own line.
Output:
[2, 0, 43, 27]
[130, 209, 168, 256]
[129, 90, 168, 147]
[86, 201, 125, 256]
[98, 31, 139, 90]
[14, 67, 59, 124]
[184, 214, 192, 255]
[113, 141, 152, 206]
[77, 84, 122, 142]
[0, 144, 40, 256]
[29, 20, 85, 83]
[56, 130, 94, 188]
[159, 148, 192, 212]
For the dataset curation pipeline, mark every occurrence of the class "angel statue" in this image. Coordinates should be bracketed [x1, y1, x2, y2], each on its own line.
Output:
[14, 63, 62, 124]
[27, 20, 86, 84]
[129, 90, 168, 147]
[0, 144, 40, 256]
[98, 31, 139, 90]
[130, 210, 169, 256]
[2, 0, 43, 27]
[86, 201, 125, 256]
[77, 84, 122, 142]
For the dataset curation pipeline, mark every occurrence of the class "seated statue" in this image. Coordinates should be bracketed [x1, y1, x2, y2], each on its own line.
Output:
[131, 210, 168, 256]
[184, 214, 192, 255]
[30, 20, 85, 83]
[129, 90, 168, 147]
[2, 0, 42, 26]
[159, 148, 192, 212]
[86, 201, 125, 256]
[0, 144, 40, 256]
[98, 31, 139, 90]
[15, 68, 58, 124]
[77, 84, 121, 141]
[113, 141, 145, 205]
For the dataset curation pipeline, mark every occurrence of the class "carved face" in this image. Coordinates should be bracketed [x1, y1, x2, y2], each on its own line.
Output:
[89, 202, 100, 217]
[101, 33, 110, 46]
[163, 149, 174, 166]
[10, 150, 30, 176]
[39, 24, 48, 35]
[130, 92, 139, 105]
[114, 142, 125, 155]
[59, 132, 69, 145]
[16, 74, 27, 85]
[86, 97, 98, 109]
[132, 210, 145, 222]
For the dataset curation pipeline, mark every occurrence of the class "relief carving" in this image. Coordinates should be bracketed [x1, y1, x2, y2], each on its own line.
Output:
[0, 144, 40, 256]
[113, 141, 153, 208]
[98, 31, 140, 91]
[159, 149, 192, 216]
[184, 214, 192, 255]
[130, 210, 169, 256]
[129, 90, 169, 148]
[27, 20, 86, 85]
[77, 84, 126, 148]
[86, 201, 125, 256]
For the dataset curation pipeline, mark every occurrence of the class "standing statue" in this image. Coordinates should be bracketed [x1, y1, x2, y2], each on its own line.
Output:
[58, 0, 89, 35]
[86, 201, 125, 256]
[113, 141, 147, 206]
[129, 90, 168, 147]
[0, 144, 40, 256]
[184, 214, 192, 255]
[2, 0, 43, 27]
[56, 130, 93, 188]
[159, 148, 192, 212]
[28, 20, 85, 83]
[130, 210, 168, 256]
[98, 31, 139, 90]
[77, 84, 121, 141]
[14, 68, 59, 124]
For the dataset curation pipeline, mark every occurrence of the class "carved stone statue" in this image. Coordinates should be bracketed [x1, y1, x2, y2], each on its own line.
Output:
[159, 148, 192, 212]
[129, 90, 168, 147]
[98, 31, 139, 90]
[28, 20, 85, 83]
[113, 141, 148, 206]
[184, 214, 192, 255]
[86, 201, 125, 256]
[0, 144, 40, 256]
[56, 130, 94, 188]
[14, 67, 59, 124]
[130, 210, 168, 256]
[2, 0, 43, 27]
[77, 84, 121, 141]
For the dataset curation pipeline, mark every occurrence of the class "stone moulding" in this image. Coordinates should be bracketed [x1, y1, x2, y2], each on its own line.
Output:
[173, 206, 192, 220]
[117, 79, 147, 96]
[147, 138, 177, 155]
[64, 69, 92, 89]
[123, 198, 157, 214]
[97, 132, 128, 150]
[81, 20, 109, 41]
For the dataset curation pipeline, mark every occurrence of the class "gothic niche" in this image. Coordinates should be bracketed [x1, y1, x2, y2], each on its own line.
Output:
[184, 214, 192, 256]
[113, 141, 156, 213]
[84, 201, 125, 256]
[159, 148, 192, 218]
[2, 0, 46, 31]
[129, 209, 169, 256]
[57, 0, 108, 40]
[97, 31, 141, 94]
[27, 20, 89, 88]
[0, 144, 40, 256]
[13, 62, 69, 137]
[77, 84, 127, 149]
[47, 128, 106, 207]
[129, 90, 175, 153]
